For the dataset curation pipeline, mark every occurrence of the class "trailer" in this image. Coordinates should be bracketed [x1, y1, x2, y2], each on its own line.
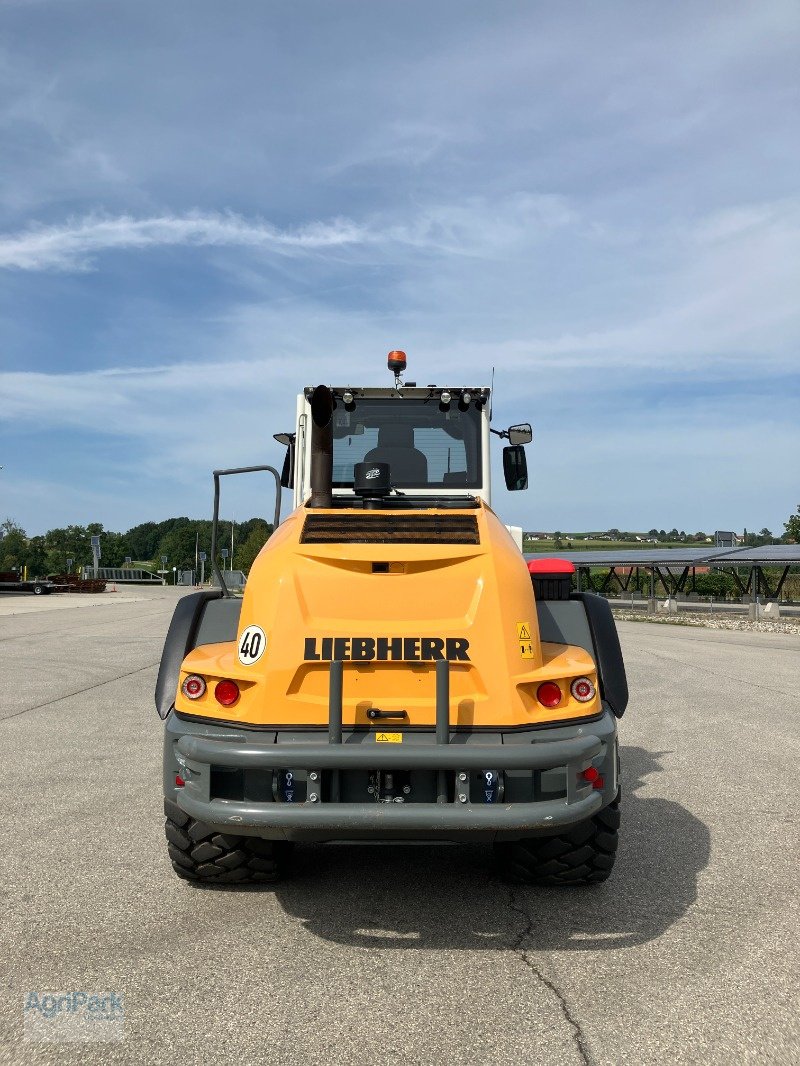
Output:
[0, 572, 55, 595]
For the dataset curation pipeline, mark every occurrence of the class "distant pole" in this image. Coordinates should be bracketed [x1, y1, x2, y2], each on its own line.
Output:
[195, 531, 199, 573]
[90, 535, 101, 579]
[230, 517, 235, 570]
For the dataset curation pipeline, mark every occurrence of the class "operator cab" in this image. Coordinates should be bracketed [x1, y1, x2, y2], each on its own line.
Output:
[274, 352, 532, 512]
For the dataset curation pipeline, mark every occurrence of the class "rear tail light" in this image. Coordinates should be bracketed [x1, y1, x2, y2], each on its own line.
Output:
[570, 676, 596, 703]
[181, 674, 206, 700]
[214, 679, 240, 707]
[536, 681, 562, 708]
[582, 766, 604, 790]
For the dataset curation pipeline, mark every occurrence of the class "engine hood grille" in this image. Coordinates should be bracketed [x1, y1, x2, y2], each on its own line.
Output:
[301, 513, 480, 545]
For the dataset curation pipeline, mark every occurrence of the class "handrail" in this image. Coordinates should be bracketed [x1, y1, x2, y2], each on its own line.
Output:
[210, 465, 282, 598]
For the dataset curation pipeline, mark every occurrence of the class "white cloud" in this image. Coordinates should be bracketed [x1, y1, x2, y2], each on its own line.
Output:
[2, 343, 796, 536]
[0, 2, 797, 535]
[0, 211, 373, 272]
[0, 193, 581, 273]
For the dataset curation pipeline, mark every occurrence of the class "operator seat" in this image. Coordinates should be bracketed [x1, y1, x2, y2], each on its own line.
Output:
[363, 424, 428, 484]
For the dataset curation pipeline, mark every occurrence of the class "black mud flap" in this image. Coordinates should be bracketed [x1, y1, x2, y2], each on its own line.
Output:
[155, 591, 242, 719]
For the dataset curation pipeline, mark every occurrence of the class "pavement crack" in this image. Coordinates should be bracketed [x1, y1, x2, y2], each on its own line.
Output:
[506, 884, 593, 1066]
[641, 647, 800, 701]
[0, 661, 160, 723]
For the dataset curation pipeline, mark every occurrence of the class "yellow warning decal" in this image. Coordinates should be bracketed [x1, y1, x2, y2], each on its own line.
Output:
[375, 732, 403, 744]
[519, 641, 535, 659]
[516, 621, 531, 640]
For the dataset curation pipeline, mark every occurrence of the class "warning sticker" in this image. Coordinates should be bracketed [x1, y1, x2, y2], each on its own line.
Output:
[375, 732, 403, 744]
[519, 641, 535, 659]
[516, 622, 532, 640]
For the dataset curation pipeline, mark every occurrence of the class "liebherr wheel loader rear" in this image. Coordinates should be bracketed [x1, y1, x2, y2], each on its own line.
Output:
[156, 352, 628, 885]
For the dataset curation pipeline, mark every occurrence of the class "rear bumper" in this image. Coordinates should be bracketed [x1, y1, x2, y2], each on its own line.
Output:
[167, 713, 618, 842]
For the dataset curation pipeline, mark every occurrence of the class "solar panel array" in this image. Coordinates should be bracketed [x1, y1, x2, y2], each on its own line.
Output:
[524, 545, 800, 567]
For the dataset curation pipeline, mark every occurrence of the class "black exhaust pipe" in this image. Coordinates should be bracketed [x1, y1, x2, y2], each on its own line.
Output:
[308, 385, 334, 508]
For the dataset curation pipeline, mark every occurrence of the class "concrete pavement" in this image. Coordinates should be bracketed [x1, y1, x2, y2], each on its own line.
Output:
[1, 588, 798, 1064]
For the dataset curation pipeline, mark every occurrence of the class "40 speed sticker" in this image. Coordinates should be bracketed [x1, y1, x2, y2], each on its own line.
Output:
[238, 625, 267, 665]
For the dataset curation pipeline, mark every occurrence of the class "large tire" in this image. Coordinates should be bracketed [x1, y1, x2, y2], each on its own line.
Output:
[494, 792, 620, 885]
[164, 798, 292, 884]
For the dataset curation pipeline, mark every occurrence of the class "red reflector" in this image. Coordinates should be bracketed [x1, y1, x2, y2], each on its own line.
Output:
[527, 557, 575, 575]
[536, 681, 562, 708]
[215, 679, 240, 707]
[582, 766, 600, 782]
[181, 674, 206, 700]
[570, 676, 596, 702]
[175, 775, 185, 787]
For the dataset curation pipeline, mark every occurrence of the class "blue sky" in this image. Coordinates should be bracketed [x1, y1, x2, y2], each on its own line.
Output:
[1, 0, 798, 536]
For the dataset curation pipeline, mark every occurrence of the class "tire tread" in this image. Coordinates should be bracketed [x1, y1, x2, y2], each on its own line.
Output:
[164, 806, 291, 885]
[495, 792, 620, 886]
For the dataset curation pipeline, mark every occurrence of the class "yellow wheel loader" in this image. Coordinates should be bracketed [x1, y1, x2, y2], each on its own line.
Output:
[156, 352, 627, 885]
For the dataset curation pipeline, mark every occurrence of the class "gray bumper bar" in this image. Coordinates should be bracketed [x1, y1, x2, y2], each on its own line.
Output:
[173, 658, 607, 835]
[177, 733, 601, 772]
[175, 731, 604, 833]
[176, 789, 603, 833]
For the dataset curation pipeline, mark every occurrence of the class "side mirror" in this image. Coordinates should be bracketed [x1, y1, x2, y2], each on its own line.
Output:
[503, 445, 528, 491]
[508, 423, 533, 446]
[274, 432, 296, 489]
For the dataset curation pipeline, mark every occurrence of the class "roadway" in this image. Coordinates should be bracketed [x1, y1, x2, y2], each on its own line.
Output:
[0, 588, 798, 1064]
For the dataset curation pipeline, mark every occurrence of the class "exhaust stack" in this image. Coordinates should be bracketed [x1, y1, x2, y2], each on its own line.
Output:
[308, 385, 334, 508]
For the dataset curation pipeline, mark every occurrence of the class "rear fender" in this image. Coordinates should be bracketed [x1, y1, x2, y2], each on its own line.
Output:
[155, 591, 242, 719]
[535, 592, 628, 717]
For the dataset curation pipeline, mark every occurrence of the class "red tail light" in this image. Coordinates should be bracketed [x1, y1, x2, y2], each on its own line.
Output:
[536, 681, 562, 708]
[214, 679, 240, 707]
[175, 775, 185, 787]
[581, 767, 604, 790]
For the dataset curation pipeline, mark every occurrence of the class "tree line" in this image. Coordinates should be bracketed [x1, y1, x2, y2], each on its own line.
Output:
[0, 517, 274, 579]
[3, 504, 798, 580]
[531, 523, 794, 551]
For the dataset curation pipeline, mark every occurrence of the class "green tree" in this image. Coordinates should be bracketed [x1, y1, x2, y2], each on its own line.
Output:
[26, 535, 47, 577]
[235, 521, 273, 573]
[694, 572, 736, 598]
[126, 521, 160, 561]
[43, 525, 93, 570]
[0, 519, 27, 572]
[784, 505, 800, 543]
[158, 525, 201, 574]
